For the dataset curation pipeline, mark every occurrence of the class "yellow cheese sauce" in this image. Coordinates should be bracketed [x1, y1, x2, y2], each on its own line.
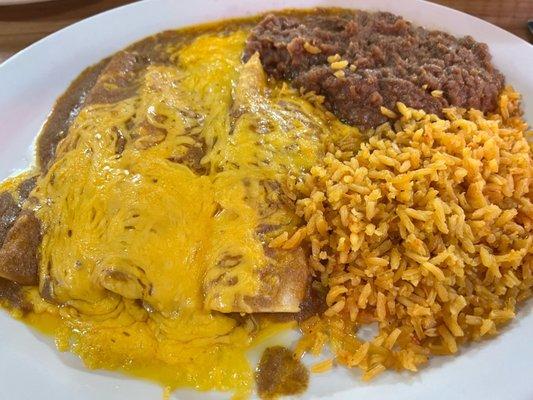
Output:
[3, 24, 361, 397]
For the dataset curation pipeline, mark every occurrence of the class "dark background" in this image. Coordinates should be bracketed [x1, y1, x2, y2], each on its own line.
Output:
[0, 0, 532, 63]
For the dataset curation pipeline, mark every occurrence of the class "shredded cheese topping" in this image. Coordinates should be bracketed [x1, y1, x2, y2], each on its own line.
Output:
[22, 29, 360, 395]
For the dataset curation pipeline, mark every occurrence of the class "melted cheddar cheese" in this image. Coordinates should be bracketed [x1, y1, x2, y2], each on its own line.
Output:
[15, 27, 361, 397]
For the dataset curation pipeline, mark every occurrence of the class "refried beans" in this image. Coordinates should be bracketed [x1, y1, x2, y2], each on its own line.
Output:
[244, 10, 505, 129]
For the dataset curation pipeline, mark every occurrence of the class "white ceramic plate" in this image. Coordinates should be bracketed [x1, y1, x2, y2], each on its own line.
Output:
[0, 1, 532, 399]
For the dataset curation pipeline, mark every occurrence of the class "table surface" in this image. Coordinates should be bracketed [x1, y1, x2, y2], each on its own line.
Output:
[0, 0, 532, 63]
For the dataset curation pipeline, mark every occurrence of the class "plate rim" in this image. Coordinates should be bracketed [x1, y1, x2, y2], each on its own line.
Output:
[2, 0, 532, 70]
[0, 1, 532, 400]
